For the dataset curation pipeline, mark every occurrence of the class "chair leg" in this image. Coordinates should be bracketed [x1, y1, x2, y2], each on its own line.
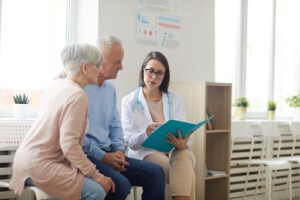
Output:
[254, 165, 263, 200]
[288, 167, 292, 200]
[243, 164, 251, 199]
[266, 168, 272, 200]
[134, 186, 137, 200]
[34, 192, 42, 200]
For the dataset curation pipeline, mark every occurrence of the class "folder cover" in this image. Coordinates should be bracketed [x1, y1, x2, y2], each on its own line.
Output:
[142, 115, 214, 153]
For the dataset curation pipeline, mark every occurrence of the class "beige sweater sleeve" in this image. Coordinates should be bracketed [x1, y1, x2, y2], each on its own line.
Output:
[58, 91, 104, 181]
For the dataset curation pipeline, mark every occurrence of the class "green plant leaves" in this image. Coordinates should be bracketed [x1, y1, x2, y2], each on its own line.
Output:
[267, 100, 276, 111]
[233, 96, 249, 108]
[13, 93, 29, 104]
[286, 95, 300, 107]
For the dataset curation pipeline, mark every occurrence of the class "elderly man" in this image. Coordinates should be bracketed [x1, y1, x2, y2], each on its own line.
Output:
[83, 35, 165, 200]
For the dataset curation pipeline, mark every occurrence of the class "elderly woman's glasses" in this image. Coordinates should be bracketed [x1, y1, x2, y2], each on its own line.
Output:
[144, 68, 165, 79]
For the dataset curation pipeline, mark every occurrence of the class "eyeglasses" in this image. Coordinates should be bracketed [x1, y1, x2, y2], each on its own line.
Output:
[144, 68, 165, 79]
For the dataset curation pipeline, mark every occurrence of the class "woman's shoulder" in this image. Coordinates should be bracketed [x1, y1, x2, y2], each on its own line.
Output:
[51, 79, 84, 94]
[122, 88, 140, 103]
[64, 85, 87, 103]
[167, 90, 183, 99]
[45, 79, 87, 107]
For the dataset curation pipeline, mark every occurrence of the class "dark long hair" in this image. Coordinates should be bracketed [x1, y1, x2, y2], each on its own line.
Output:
[138, 51, 170, 93]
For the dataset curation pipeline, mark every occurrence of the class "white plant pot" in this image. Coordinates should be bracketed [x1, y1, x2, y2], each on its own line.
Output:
[267, 111, 275, 120]
[292, 107, 300, 121]
[236, 107, 247, 120]
[13, 104, 29, 119]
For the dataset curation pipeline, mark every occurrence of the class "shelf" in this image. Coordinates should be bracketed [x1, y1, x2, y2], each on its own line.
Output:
[205, 174, 229, 180]
[206, 82, 232, 87]
[169, 81, 231, 200]
[206, 129, 230, 134]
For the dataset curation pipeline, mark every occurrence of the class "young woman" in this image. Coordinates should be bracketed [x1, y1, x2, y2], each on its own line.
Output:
[122, 51, 196, 200]
[9, 43, 114, 200]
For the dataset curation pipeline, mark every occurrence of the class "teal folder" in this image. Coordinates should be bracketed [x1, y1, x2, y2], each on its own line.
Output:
[142, 115, 214, 153]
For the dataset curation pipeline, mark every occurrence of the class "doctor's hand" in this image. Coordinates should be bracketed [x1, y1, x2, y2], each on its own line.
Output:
[166, 130, 192, 151]
[146, 121, 163, 136]
[103, 151, 129, 172]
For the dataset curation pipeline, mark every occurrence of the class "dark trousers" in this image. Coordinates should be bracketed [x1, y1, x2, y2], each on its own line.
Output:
[89, 156, 165, 200]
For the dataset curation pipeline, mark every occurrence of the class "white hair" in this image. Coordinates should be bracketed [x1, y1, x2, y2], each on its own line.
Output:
[61, 43, 102, 76]
[97, 35, 122, 51]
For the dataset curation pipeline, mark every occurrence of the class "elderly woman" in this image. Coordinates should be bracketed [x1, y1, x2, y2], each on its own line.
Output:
[9, 43, 114, 200]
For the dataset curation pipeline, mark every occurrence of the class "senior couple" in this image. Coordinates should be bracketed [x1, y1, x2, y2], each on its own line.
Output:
[10, 35, 196, 200]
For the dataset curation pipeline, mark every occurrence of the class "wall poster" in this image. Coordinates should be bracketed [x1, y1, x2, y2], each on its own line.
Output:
[137, 0, 181, 48]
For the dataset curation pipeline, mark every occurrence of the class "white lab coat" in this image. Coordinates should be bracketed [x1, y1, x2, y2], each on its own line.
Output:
[121, 87, 187, 160]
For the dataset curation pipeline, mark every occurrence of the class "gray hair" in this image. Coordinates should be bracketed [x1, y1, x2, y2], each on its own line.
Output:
[61, 43, 102, 76]
[97, 35, 122, 51]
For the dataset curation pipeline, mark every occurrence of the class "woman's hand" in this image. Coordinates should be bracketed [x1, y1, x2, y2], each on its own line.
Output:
[166, 130, 192, 151]
[146, 121, 163, 136]
[98, 176, 115, 194]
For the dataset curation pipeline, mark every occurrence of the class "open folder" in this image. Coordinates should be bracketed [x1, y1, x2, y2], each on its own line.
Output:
[142, 115, 215, 153]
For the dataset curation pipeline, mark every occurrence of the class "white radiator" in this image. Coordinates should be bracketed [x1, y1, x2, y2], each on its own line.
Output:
[0, 119, 34, 144]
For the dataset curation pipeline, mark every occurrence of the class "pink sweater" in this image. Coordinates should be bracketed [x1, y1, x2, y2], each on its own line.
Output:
[9, 79, 104, 199]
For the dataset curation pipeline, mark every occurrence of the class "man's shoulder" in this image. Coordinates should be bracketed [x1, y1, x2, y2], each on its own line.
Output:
[103, 81, 116, 90]
[84, 84, 98, 92]
[84, 81, 116, 93]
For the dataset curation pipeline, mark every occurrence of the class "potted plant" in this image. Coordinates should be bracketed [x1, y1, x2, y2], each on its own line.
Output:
[286, 95, 300, 120]
[13, 93, 30, 119]
[267, 100, 276, 120]
[233, 96, 249, 120]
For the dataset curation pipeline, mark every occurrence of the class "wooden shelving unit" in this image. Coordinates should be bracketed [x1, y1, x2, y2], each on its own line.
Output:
[205, 174, 228, 180]
[170, 81, 232, 200]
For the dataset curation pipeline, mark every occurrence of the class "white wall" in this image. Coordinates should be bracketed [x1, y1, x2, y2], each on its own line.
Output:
[75, 0, 99, 44]
[77, 0, 215, 106]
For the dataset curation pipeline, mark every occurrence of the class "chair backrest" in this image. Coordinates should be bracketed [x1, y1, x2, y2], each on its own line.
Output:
[290, 122, 300, 156]
[230, 121, 266, 199]
[290, 122, 300, 136]
[0, 145, 18, 199]
[231, 121, 265, 160]
[260, 121, 294, 158]
[260, 121, 298, 193]
[289, 122, 300, 190]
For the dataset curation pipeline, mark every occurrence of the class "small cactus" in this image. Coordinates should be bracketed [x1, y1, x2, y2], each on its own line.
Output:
[13, 93, 29, 104]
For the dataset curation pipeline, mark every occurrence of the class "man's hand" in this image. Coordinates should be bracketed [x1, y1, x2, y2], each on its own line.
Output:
[97, 176, 115, 193]
[166, 130, 191, 151]
[115, 150, 127, 171]
[115, 150, 125, 161]
[103, 151, 129, 171]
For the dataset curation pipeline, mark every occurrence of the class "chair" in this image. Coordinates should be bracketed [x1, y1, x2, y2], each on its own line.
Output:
[260, 121, 300, 161]
[288, 122, 300, 197]
[290, 122, 300, 157]
[0, 144, 53, 200]
[260, 122, 296, 199]
[231, 121, 292, 200]
[230, 121, 267, 199]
